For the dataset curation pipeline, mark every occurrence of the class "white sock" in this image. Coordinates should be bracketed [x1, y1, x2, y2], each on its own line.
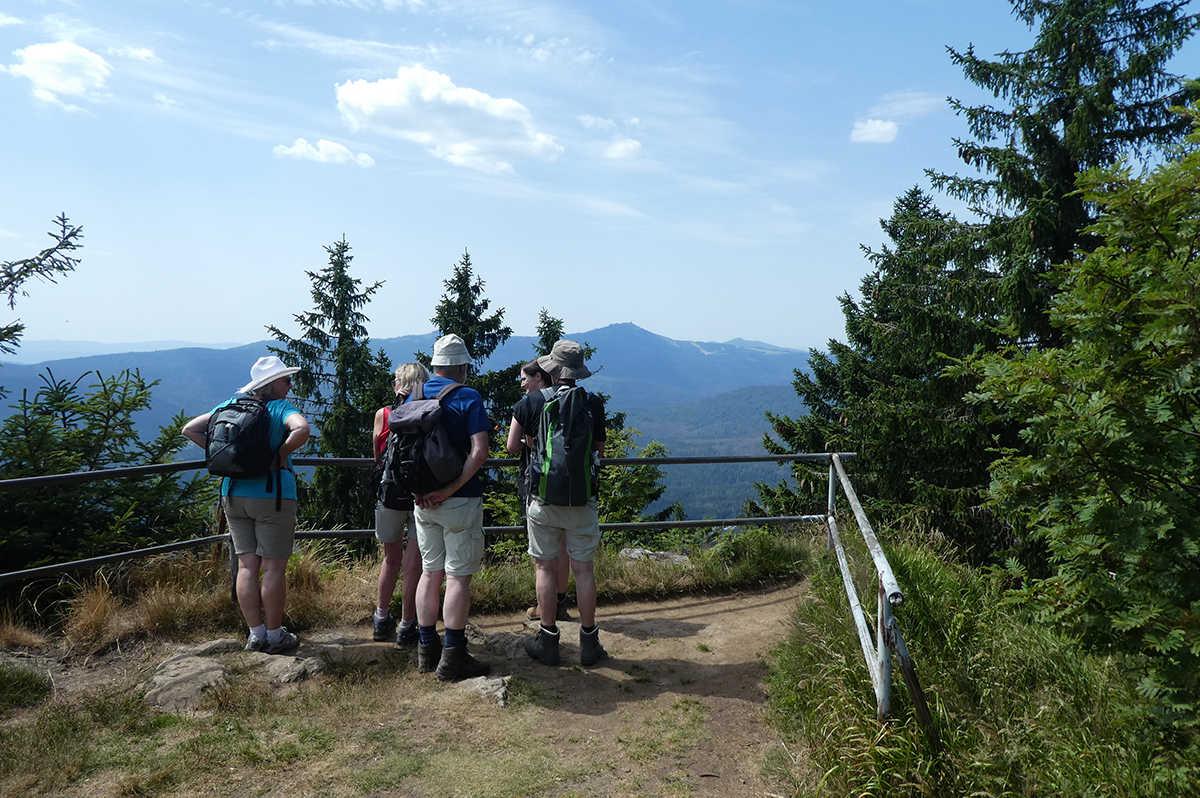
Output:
[266, 627, 284, 643]
[249, 624, 266, 641]
[376, 607, 390, 619]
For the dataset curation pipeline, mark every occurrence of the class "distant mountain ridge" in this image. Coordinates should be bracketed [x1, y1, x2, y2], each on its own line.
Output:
[0, 323, 805, 424]
[0, 324, 809, 518]
[0, 340, 244, 364]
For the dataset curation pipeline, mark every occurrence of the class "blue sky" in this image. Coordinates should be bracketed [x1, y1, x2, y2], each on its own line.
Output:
[2, 1, 1193, 352]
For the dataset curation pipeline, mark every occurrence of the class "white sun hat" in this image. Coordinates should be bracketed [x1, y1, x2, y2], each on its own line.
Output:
[239, 356, 301, 394]
[430, 334, 472, 367]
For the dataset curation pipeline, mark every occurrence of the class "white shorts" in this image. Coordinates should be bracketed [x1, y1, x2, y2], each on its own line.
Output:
[415, 496, 484, 577]
[526, 500, 600, 563]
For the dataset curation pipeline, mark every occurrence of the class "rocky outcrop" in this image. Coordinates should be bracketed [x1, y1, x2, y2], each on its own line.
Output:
[140, 630, 512, 712]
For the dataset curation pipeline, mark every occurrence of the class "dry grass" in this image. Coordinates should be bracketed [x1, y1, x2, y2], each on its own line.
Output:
[283, 547, 374, 631]
[0, 545, 383, 655]
[137, 582, 238, 637]
[4, 527, 809, 658]
[0, 612, 47, 650]
[62, 577, 126, 652]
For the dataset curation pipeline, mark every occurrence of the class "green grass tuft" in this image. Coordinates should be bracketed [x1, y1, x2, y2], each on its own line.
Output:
[0, 665, 51, 713]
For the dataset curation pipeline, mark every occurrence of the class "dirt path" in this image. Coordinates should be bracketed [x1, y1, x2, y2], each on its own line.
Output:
[4, 581, 809, 798]
[460, 581, 808, 797]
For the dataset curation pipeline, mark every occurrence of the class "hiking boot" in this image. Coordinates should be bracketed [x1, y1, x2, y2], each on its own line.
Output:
[373, 612, 396, 642]
[417, 637, 442, 673]
[244, 635, 268, 653]
[580, 626, 606, 667]
[525, 602, 575, 623]
[396, 623, 419, 649]
[524, 626, 560, 666]
[435, 644, 491, 681]
[266, 628, 300, 655]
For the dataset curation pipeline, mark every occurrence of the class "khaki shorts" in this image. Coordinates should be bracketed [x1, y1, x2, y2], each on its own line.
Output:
[526, 500, 601, 563]
[375, 504, 415, 545]
[415, 496, 484, 577]
[222, 496, 297, 560]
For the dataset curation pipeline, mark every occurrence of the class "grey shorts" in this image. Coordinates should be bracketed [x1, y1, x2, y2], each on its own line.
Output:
[526, 500, 601, 563]
[414, 496, 484, 577]
[222, 496, 297, 560]
[375, 504, 415, 545]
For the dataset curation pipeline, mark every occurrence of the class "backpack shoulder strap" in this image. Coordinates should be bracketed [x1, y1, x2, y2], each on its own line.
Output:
[435, 382, 465, 403]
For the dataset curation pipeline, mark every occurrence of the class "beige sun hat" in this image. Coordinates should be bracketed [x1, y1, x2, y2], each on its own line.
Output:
[537, 339, 592, 380]
[239, 356, 301, 394]
[431, 334, 472, 366]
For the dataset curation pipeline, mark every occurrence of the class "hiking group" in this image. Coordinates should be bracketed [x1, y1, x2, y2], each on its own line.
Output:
[184, 334, 608, 681]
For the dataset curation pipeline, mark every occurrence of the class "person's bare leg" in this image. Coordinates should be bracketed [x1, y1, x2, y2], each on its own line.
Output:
[259, 557, 289, 630]
[535, 558, 557, 625]
[442, 574, 472, 631]
[236, 553, 264, 627]
[416, 569, 444, 628]
[571, 558, 597, 628]
[377, 540, 404, 612]
[400, 536, 421, 623]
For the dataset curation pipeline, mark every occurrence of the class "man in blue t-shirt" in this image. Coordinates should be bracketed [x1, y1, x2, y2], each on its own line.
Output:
[411, 334, 493, 681]
[183, 356, 310, 655]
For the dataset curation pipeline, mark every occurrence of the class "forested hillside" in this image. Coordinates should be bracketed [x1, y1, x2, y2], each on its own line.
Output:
[626, 385, 805, 518]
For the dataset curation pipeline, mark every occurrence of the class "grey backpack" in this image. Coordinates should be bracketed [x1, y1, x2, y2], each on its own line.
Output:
[382, 382, 466, 496]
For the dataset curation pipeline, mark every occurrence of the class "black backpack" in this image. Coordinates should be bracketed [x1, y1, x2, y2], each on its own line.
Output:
[380, 382, 466, 498]
[372, 401, 414, 511]
[531, 385, 597, 506]
[206, 397, 285, 508]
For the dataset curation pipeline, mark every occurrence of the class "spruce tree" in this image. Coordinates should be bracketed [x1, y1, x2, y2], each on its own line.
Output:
[934, 0, 1200, 347]
[1, 215, 82, 373]
[753, 190, 1017, 555]
[533, 308, 564, 357]
[421, 250, 520, 423]
[268, 238, 393, 529]
[756, 0, 1199, 561]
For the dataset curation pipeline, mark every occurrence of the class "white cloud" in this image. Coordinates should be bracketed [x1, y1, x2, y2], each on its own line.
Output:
[108, 45, 157, 62]
[850, 119, 898, 144]
[579, 114, 615, 130]
[3, 41, 111, 109]
[869, 91, 941, 120]
[605, 137, 641, 159]
[515, 35, 596, 64]
[273, 138, 375, 167]
[849, 91, 939, 145]
[153, 93, 181, 110]
[0, 13, 23, 27]
[335, 64, 562, 173]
